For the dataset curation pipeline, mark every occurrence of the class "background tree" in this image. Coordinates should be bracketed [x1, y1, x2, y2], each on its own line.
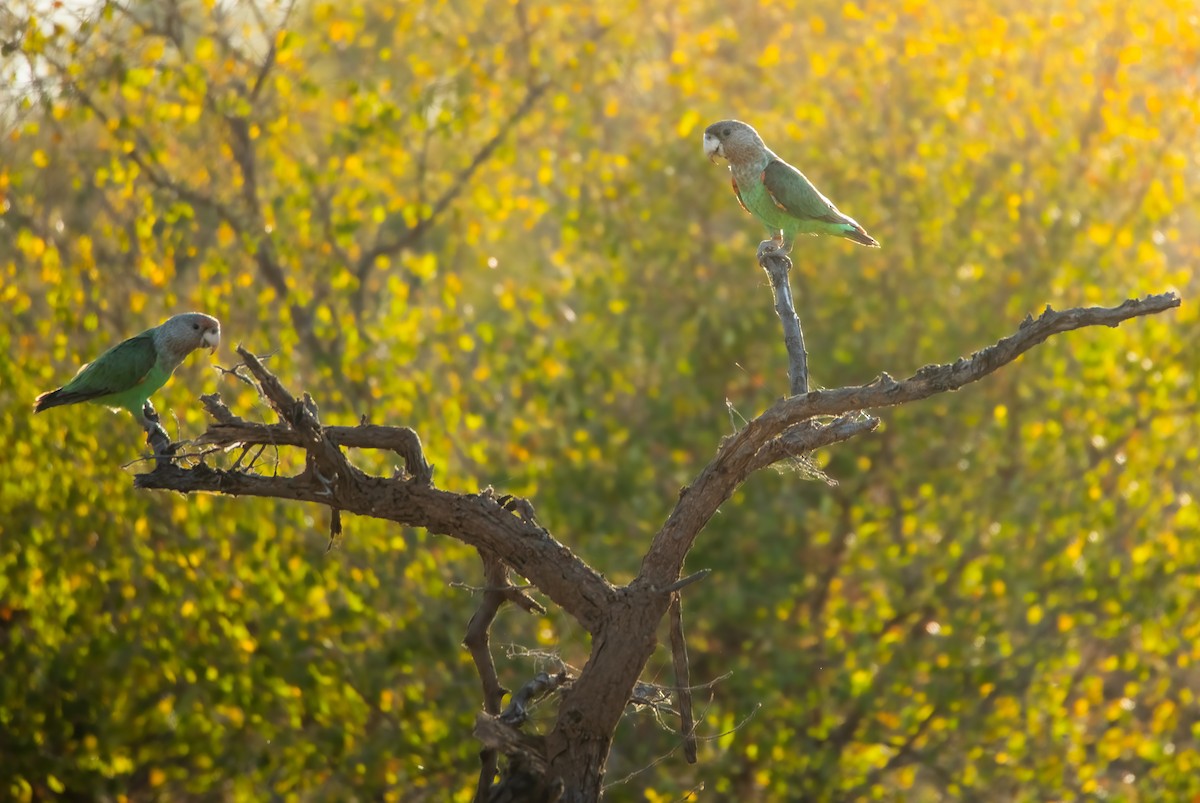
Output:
[1, 0, 1198, 800]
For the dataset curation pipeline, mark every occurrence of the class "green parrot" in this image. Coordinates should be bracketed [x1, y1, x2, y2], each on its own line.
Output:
[703, 119, 879, 250]
[35, 312, 221, 438]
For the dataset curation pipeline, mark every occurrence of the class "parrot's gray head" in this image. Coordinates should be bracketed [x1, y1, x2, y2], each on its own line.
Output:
[703, 120, 766, 166]
[159, 312, 222, 358]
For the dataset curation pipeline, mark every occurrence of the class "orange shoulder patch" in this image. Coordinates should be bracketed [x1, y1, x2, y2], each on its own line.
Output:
[730, 176, 750, 214]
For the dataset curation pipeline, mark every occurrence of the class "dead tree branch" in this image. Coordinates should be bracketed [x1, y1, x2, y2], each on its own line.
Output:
[760, 249, 809, 395]
[137, 347, 616, 634]
[134, 291, 1179, 802]
[669, 594, 698, 764]
[467, 549, 523, 803]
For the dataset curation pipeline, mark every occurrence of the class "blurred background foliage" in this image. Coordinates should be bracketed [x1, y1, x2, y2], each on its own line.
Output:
[1, 0, 1198, 799]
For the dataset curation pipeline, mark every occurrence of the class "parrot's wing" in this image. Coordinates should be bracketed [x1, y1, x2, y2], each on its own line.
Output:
[730, 175, 750, 214]
[761, 159, 845, 223]
[57, 332, 158, 402]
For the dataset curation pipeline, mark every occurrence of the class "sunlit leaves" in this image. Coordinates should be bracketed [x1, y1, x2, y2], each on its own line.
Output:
[1, 0, 1198, 798]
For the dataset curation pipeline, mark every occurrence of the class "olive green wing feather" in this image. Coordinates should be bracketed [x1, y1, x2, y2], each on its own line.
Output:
[761, 159, 846, 224]
[36, 332, 158, 410]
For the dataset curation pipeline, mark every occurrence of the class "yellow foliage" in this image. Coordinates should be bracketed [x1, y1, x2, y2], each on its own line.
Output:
[1, 0, 1198, 797]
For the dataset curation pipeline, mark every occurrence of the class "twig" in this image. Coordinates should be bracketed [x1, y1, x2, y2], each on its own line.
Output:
[120, 445, 225, 470]
[466, 550, 510, 803]
[602, 701, 760, 792]
[500, 670, 570, 726]
[197, 384, 434, 485]
[668, 594, 697, 763]
[661, 569, 711, 595]
[748, 414, 880, 473]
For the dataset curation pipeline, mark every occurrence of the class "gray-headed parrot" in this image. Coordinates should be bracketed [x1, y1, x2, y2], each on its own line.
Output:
[703, 119, 879, 250]
[35, 313, 221, 439]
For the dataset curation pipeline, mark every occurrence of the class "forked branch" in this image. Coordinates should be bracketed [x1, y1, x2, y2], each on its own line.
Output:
[132, 287, 1179, 803]
[637, 290, 1180, 586]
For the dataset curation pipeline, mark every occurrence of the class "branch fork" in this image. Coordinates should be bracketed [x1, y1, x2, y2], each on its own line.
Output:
[132, 272, 1179, 801]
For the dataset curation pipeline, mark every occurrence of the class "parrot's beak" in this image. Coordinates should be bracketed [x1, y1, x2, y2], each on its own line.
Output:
[204, 328, 221, 353]
[702, 133, 722, 163]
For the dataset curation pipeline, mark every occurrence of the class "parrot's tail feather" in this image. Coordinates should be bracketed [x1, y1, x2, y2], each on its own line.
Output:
[842, 223, 880, 248]
[34, 389, 62, 412]
[34, 388, 95, 412]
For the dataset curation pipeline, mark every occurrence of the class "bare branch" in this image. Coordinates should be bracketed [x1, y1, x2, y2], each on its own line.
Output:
[668, 594, 697, 764]
[748, 414, 880, 473]
[638, 292, 1179, 588]
[135, 349, 616, 633]
[759, 249, 808, 395]
[660, 569, 711, 595]
[198, 390, 436, 484]
[769, 292, 1180, 422]
[501, 670, 571, 727]
[467, 550, 514, 803]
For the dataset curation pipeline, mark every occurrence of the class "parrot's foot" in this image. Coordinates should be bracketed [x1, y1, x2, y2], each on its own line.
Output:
[140, 402, 177, 460]
[145, 422, 175, 457]
[757, 237, 790, 261]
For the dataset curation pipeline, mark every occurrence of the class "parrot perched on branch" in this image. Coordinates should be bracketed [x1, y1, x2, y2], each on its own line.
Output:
[703, 119, 879, 251]
[35, 313, 221, 438]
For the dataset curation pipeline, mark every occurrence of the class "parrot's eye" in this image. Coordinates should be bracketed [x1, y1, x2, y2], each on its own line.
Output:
[192, 324, 200, 330]
[721, 128, 730, 137]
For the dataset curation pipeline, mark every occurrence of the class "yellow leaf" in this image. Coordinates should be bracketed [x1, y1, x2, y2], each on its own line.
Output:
[1131, 542, 1153, 564]
[676, 109, 701, 138]
[329, 19, 355, 45]
[810, 52, 829, 78]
